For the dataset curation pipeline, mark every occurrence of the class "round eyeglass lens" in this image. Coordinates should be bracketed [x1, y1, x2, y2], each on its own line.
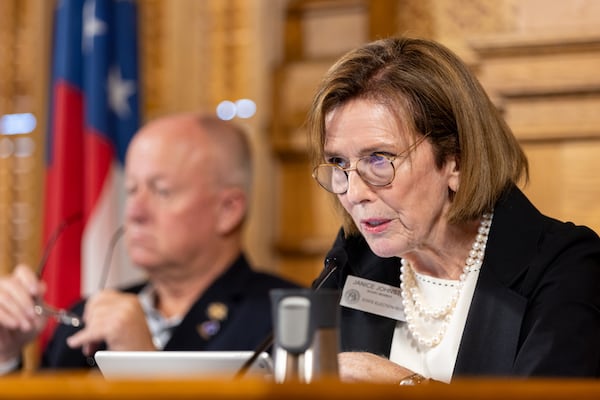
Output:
[357, 156, 394, 185]
[314, 165, 348, 194]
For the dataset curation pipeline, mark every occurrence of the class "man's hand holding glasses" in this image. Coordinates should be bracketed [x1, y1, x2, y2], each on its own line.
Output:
[0, 216, 125, 372]
[65, 289, 156, 356]
[0, 264, 52, 366]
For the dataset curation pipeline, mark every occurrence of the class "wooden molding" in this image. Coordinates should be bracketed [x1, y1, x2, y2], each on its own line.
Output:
[470, 30, 600, 57]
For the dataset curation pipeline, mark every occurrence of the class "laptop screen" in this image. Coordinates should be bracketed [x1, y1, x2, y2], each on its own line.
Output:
[94, 350, 272, 380]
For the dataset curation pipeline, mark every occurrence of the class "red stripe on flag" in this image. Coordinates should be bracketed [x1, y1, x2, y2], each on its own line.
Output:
[41, 80, 85, 348]
[41, 85, 115, 349]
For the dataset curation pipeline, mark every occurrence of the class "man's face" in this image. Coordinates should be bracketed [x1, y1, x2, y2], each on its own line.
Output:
[123, 122, 222, 273]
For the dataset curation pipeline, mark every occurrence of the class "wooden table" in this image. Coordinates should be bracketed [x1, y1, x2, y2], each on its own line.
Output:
[2, 371, 600, 399]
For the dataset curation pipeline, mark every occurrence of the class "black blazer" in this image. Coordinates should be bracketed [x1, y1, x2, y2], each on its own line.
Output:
[319, 186, 600, 378]
[42, 254, 299, 369]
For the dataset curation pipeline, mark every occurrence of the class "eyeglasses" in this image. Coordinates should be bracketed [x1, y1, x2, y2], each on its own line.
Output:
[33, 215, 83, 327]
[312, 134, 429, 194]
[312, 154, 396, 194]
[33, 301, 82, 327]
[34, 216, 124, 327]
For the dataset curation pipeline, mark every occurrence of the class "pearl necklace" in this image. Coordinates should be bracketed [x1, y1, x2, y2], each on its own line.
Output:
[400, 212, 493, 348]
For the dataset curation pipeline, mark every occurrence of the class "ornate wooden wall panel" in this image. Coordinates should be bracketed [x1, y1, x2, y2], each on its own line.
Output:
[524, 141, 600, 231]
[471, 33, 600, 233]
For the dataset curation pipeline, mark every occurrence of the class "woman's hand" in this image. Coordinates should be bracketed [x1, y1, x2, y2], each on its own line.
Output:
[338, 351, 415, 384]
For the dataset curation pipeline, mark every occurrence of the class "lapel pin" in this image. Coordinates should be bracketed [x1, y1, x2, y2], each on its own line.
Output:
[207, 302, 228, 321]
[197, 320, 221, 340]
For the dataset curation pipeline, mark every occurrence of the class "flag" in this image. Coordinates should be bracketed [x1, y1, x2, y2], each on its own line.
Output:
[42, 0, 142, 349]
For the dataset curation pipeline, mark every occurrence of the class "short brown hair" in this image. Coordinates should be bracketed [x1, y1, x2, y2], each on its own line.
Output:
[307, 37, 528, 234]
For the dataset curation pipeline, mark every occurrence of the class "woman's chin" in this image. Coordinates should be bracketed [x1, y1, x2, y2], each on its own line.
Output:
[364, 240, 399, 259]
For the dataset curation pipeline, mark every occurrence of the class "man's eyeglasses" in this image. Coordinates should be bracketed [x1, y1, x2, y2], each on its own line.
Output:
[312, 134, 429, 194]
[33, 215, 83, 327]
[33, 301, 82, 327]
[33, 216, 123, 327]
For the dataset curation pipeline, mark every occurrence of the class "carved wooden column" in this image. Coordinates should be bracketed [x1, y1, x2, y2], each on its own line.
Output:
[0, 0, 54, 370]
[0, 0, 16, 274]
[0, 0, 53, 275]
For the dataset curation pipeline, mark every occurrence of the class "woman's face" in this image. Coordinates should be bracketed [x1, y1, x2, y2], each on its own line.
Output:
[323, 98, 459, 258]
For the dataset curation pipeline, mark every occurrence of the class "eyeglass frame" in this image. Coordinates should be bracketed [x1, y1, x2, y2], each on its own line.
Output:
[33, 216, 123, 327]
[311, 133, 430, 194]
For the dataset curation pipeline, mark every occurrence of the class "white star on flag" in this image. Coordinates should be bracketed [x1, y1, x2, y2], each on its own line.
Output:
[108, 65, 136, 118]
[82, 0, 107, 53]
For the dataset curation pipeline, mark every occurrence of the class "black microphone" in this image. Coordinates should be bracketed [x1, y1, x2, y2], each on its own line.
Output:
[311, 248, 347, 291]
[233, 248, 346, 379]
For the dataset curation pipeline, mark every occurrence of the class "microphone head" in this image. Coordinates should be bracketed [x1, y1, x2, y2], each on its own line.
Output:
[312, 237, 348, 290]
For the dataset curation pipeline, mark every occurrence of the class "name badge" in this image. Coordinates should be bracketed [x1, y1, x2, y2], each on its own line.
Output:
[340, 275, 405, 321]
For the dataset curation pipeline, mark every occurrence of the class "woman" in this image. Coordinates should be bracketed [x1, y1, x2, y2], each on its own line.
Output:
[308, 37, 600, 383]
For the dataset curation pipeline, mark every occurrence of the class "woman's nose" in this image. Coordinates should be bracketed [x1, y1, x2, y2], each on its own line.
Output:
[344, 170, 374, 204]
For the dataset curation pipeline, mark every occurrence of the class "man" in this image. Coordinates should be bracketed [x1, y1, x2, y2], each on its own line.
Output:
[0, 112, 299, 371]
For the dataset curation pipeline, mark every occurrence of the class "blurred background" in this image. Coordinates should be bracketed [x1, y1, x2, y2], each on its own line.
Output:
[1, 0, 600, 294]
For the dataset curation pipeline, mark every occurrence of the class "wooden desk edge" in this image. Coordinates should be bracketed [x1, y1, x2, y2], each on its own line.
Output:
[2, 371, 599, 400]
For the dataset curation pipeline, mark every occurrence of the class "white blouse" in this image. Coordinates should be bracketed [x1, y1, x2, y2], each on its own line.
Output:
[389, 268, 481, 383]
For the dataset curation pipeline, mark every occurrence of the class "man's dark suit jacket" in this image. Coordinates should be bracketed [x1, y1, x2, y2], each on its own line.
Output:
[42, 254, 299, 368]
[319, 186, 600, 378]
